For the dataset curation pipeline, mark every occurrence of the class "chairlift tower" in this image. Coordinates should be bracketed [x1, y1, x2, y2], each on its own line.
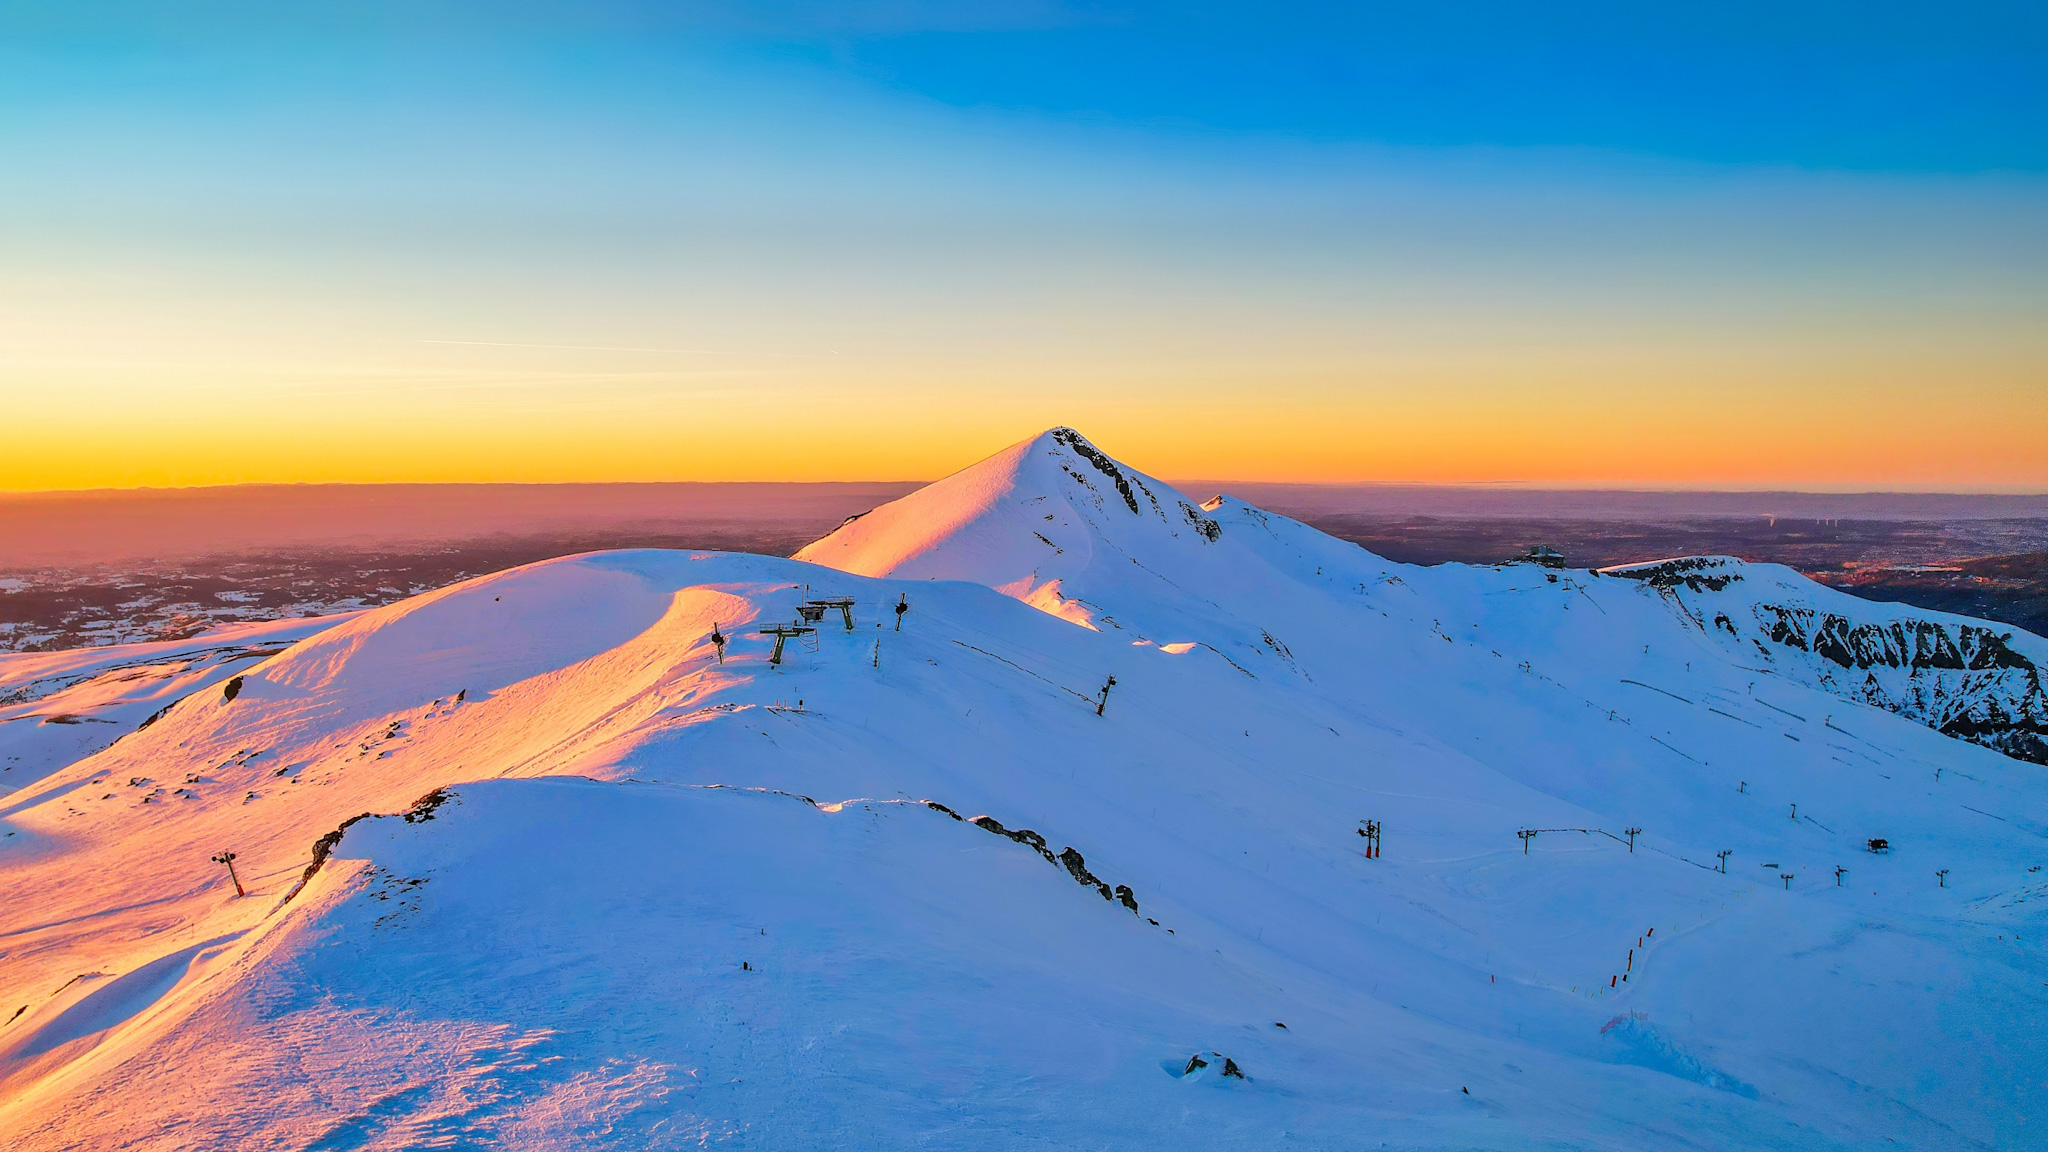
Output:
[212, 850, 244, 897]
[1357, 819, 1382, 858]
[758, 623, 817, 666]
[804, 597, 857, 630]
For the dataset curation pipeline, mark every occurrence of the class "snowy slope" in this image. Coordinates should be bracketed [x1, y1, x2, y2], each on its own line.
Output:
[801, 429, 2048, 767]
[1, 431, 2045, 1150]
[1599, 555, 2048, 764]
[0, 615, 358, 798]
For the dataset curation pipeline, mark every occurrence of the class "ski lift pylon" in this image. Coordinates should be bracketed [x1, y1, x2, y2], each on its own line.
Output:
[758, 623, 817, 666]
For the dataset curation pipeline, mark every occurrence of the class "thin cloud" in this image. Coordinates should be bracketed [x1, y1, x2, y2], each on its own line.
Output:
[420, 340, 730, 355]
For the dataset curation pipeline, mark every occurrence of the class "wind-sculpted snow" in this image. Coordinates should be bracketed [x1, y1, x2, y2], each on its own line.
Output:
[1603, 555, 2048, 765]
[0, 615, 356, 798]
[2, 432, 2047, 1150]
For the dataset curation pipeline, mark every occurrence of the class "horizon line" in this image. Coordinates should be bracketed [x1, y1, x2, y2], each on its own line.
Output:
[4, 479, 2048, 499]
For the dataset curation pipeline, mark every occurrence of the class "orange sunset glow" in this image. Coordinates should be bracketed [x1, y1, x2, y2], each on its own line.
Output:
[6, 0, 2045, 494]
[7, 8, 2048, 1150]
[7, 333, 2044, 490]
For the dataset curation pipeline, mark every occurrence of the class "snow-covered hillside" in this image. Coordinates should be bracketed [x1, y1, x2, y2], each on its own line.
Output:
[1, 615, 358, 797]
[2, 430, 2044, 1150]
[1599, 555, 2047, 765]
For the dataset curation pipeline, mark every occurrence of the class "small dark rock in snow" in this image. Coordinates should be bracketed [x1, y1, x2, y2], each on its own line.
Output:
[1058, 847, 1103, 891]
[402, 789, 451, 823]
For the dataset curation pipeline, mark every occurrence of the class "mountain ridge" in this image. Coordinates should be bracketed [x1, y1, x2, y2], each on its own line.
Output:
[1, 429, 2043, 1150]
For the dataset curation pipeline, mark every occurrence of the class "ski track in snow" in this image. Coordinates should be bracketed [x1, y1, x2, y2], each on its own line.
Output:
[0, 429, 2043, 1150]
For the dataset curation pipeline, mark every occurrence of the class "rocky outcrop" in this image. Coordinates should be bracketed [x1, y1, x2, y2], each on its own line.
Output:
[1178, 501, 1222, 543]
[1749, 608, 2046, 765]
[283, 788, 458, 908]
[938, 806, 1149, 919]
[1053, 427, 1147, 515]
[1599, 557, 1742, 594]
[1609, 556, 2048, 765]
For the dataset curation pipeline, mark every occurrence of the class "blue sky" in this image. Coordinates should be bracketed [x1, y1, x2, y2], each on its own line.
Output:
[2, 1, 2044, 488]
[15, 0, 2039, 170]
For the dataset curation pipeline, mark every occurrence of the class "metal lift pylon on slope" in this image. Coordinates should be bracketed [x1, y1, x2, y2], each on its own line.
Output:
[802, 597, 857, 630]
[758, 622, 817, 666]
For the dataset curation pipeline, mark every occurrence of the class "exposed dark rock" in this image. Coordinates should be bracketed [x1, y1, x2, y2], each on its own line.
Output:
[973, 815, 1058, 864]
[1053, 428, 1143, 515]
[221, 676, 244, 703]
[964, 811, 1149, 918]
[282, 788, 458, 908]
[1748, 605, 2046, 764]
[1221, 1057, 1245, 1079]
[284, 811, 375, 907]
[1612, 556, 2048, 766]
[1059, 846, 1114, 900]
[403, 788, 452, 823]
[1754, 606, 2033, 675]
[1602, 557, 1741, 593]
[1184, 1054, 1209, 1075]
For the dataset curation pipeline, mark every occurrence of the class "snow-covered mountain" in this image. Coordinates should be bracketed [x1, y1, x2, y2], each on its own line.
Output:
[1598, 555, 2047, 765]
[2, 429, 2044, 1150]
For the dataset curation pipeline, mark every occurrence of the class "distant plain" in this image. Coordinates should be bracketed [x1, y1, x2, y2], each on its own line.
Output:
[5, 483, 2045, 652]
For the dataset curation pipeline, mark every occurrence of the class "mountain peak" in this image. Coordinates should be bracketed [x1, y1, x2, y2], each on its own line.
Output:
[794, 427, 1223, 594]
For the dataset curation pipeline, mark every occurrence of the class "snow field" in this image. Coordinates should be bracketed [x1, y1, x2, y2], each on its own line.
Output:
[0, 429, 2043, 1149]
